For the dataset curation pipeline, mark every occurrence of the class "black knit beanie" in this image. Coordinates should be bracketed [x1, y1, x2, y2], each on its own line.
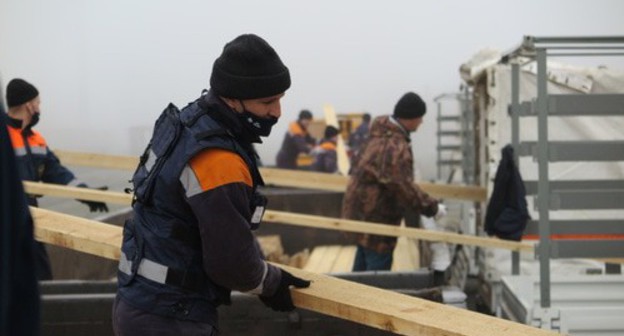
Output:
[6, 78, 39, 108]
[210, 34, 291, 99]
[298, 109, 313, 120]
[324, 125, 339, 139]
[393, 92, 426, 119]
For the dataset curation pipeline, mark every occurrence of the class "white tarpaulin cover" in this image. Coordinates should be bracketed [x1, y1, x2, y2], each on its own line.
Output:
[461, 49, 624, 277]
[463, 50, 624, 221]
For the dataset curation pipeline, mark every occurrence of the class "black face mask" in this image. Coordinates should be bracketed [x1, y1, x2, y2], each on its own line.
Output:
[237, 100, 277, 137]
[238, 110, 278, 137]
[6, 112, 39, 130]
[28, 112, 40, 129]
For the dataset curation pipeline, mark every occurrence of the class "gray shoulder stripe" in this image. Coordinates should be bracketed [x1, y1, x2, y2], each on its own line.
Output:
[180, 164, 204, 198]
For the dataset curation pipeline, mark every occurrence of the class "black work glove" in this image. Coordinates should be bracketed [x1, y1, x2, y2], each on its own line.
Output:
[77, 185, 109, 213]
[259, 269, 310, 312]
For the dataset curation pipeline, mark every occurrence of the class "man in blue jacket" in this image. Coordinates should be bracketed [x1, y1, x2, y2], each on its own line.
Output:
[4, 78, 109, 280]
[113, 34, 310, 335]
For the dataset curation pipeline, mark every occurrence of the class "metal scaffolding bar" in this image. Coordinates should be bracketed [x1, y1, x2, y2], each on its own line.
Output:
[524, 179, 624, 195]
[525, 219, 624, 235]
[510, 62, 521, 276]
[536, 48, 551, 308]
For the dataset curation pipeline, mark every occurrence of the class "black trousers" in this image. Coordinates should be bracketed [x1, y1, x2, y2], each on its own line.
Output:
[112, 295, 217, 336]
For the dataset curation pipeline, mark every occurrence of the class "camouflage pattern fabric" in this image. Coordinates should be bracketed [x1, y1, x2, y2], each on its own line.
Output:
[342, 116, 438, 253]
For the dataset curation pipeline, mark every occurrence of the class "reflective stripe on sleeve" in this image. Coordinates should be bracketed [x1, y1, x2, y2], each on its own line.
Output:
[180, 164, 203, 198]
[245, 261, 268, 295]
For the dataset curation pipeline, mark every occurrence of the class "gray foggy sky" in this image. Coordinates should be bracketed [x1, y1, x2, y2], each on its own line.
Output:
[2, 0, 624, 179]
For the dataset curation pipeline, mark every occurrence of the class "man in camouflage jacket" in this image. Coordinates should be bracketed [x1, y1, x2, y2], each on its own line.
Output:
[342, 92, 442, 271]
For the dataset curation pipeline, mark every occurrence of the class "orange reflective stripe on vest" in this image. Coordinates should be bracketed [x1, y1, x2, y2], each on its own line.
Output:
[288, 121, 306, 136]
[6, 126, 48, 156]
[319, 141, 336, 151]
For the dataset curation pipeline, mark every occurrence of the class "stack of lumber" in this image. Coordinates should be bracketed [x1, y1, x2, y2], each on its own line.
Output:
[256, 235, 310, 269]
[303, 245, 357, 273]
[302, 239, 420, 274]
[392, 237, 420, 271]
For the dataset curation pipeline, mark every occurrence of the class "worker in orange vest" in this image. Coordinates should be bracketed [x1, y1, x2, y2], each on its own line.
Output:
[4, 78, 108, 280]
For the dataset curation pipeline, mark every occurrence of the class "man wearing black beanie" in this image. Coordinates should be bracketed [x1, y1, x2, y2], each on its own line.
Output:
[275, 109, 316, 169]
[113, 34, 309, 336]
[311, 125, 340, 173]
[4, 78, 109, 281]
[342, 91, 445, 272]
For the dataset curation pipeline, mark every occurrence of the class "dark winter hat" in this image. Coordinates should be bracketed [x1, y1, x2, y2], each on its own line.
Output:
[362, 113, 371, 123]
[324, 125, 339, 139]
[393, 92, 426, 119]
[298, 109, 313, 120]
[210, 34, 291, 99]
[6, 78, 39, 108]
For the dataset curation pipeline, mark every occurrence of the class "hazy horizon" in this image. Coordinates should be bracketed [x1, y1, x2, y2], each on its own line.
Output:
[2, 0, 624, 180]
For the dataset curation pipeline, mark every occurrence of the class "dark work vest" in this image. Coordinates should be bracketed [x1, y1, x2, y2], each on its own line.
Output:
[117, 92, 262, 325]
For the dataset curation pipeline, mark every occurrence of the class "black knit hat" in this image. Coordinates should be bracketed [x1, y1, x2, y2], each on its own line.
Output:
[6, 78, 39, 108]
[324, 125, 339, 139]
[298, 109, 313, 120]
[210, 34, 291, 99]
[393, 92, 426, 119]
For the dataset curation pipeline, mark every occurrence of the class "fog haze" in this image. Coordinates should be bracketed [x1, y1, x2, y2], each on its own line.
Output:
[2, 0, 623, 179]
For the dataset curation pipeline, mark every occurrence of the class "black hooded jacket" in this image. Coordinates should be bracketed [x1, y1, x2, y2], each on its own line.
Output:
[484, 145, 530, 241]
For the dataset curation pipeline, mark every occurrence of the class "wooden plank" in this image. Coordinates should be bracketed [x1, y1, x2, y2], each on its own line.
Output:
[31, 207, 122, 260]
[283, 262, 558, 336]
[22, 182, 522, 251]
[264, 210, 533, 253]
[52, 149, 487, 201]
[303, 246, 330, 273]
[392, 237, 420, 272]
[256, 235, 285, 264]
[54, 149, 138, 170]
[331, 245, 357, 273]
[32, 208, 558, 336]
[260, 167, 347, 192]
[263, 168, 486, 201]
[314, 245, 342, 274]
[323, 104, 350, 175]
[418, 182, 486, 202]
[392, 221, 420, 272]
[24, 181, 133, 205]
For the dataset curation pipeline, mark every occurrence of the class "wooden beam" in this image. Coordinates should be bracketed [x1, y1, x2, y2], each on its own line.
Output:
[53, 149, 487, 201]
[418, 182, 487, 202]
[31, 207, 557, 336]
[392, 237, 420, 272]
[331, 245, 356, 273]
[263, 210, 533, 252]
[260, 167, 347, 192]
[54, 149, 138, 170]
[31, 207, 122, 260]
[284, 261, 558, 336]
[24, 181, 133, 205]
[22, 182, 525, 251]
[323, 104, 350, 176]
